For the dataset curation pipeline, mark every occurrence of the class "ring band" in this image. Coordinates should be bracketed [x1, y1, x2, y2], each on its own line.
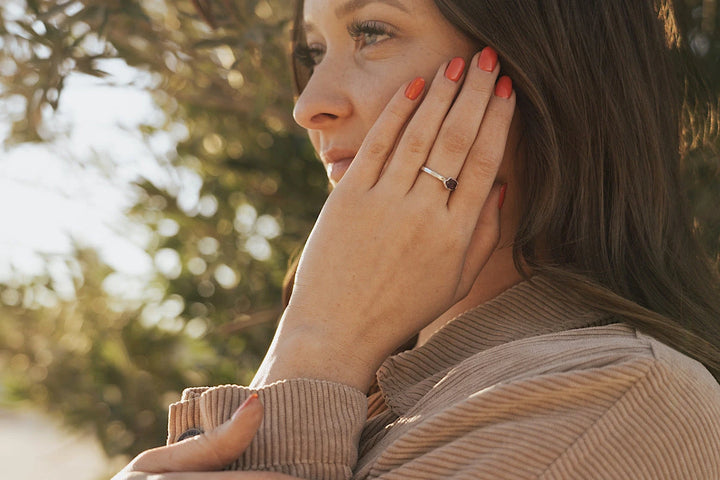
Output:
[420, 166, 458, 191]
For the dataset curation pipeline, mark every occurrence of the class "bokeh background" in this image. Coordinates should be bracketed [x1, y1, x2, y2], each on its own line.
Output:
[0, 1, 718, 479]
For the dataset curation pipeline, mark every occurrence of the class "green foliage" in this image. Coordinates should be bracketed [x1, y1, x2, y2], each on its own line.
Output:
[1, 250, 186, 456]
[0, 0, 717, 465]
[0, 0, 327, 461]
[676, 0, 720, 259]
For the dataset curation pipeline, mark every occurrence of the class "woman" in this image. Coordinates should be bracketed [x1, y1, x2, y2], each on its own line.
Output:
[115, 0, 720, 478]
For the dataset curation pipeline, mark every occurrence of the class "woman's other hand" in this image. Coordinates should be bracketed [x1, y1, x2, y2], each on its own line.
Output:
[254, 51, 516, 392]
[112, 395, 297, 480]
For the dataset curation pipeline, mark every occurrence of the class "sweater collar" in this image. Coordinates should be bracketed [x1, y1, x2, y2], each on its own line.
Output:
[376, 275, 610, 415]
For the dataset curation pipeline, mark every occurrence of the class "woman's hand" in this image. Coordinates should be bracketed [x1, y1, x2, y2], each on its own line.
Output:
[112, 396, 297, 480]
[253, 52, 515, 392]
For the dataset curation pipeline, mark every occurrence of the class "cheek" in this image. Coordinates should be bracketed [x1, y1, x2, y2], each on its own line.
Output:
[354, 51, 468, 130]
[354, 74, 406, 131]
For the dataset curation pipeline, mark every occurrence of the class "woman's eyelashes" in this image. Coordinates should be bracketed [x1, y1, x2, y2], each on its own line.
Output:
[294, 20, 395, 69]
[347, 19, 394, 48]
[294, 43, 325, 69]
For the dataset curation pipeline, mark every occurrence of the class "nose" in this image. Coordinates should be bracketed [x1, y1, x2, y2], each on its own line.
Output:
[293, 60, 353, 131]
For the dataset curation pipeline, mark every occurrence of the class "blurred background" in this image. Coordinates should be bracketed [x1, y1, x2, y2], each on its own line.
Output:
[0, 0, 717, 479]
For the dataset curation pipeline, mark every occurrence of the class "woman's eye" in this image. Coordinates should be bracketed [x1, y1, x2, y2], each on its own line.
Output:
[293, 44, 325, 68]
[347, 20, 393, 48]
[295, 20, 393, 69]
[360, 31, 388, 46]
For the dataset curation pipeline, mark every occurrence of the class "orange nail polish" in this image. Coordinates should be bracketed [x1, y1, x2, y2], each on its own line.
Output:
[404, 77, 425, 100]
[232, 393, 259, 420]
[495, 76, 513, 99]
[478, 47, 498, 72]
[498, 184, 508, 210]
[445, 57, 465, 82]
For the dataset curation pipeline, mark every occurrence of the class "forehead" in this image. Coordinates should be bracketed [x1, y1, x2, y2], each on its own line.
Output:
[302, 0, 422, 27]
[304, 0, 411, 14]
[299, 0, 479, 63]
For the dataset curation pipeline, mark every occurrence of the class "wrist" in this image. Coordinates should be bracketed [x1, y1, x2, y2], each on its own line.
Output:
[251, 316, 380, 392]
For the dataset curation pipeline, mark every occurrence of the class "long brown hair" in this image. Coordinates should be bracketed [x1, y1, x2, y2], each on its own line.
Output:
[288, 0, 720, 380]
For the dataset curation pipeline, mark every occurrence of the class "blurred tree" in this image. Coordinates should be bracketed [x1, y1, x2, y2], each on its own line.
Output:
[0, 0, 717, 467]
[0, 0, 327, 463]
[1, 248, 204, 457]
[675, 0, 720, 260]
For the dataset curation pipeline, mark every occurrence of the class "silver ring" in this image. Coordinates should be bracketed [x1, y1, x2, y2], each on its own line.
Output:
[420, 166, 458, 191]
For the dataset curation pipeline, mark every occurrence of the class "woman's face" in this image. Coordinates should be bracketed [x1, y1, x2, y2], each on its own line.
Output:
[293, 0, 479, 186]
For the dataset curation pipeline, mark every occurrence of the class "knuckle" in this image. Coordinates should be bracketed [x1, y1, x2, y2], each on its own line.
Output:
[487, 98, 515, 123]
[424, 85, 456, 112]
[195, 432, 233, 466]
[366, 139, 388, 157]
[404, 132, 427, 155]
[469, 154, 498, 179]
[386, 101, 407, 120]
[436, 83, 459, 102]
[440, 130, 474, 155]
[467, 78, 494, 96]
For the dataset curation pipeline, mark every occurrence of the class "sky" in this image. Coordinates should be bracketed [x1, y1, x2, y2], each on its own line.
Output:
[0, 2, 279, 475]
[0, 59, 192, 295]
[0, 56, 170, 479]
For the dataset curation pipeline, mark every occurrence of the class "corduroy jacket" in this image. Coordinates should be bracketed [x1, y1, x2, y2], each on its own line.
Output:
[167, 276, 720, 479]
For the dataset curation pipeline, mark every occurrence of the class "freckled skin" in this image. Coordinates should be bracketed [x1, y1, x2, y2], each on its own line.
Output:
[293, 0, 523, 344]
[114, 2, 525, 478]
[294, 0, 478, 186]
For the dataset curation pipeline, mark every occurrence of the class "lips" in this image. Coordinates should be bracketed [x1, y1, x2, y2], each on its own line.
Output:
[325, 158, 353, 184]
[321, 149, 357, 184]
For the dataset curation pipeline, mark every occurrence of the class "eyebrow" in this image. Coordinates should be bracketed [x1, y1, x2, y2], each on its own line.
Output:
[334, 0, 409, 18]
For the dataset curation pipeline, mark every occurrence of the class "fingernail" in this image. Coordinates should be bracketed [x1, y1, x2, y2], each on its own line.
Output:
[445, 57, 465, 82]
[495, 76, 513, 99]
[478, 47, 498, 72]
[231, 393, 259, 420]
[498, 183, 508, 210]
[404, 77, 425, 100]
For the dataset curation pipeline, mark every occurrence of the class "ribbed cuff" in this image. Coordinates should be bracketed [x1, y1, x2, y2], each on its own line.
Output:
[167, 379, 367, 479]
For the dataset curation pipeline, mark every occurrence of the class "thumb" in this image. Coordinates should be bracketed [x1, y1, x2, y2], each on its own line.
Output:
[129, 394, 263, 473]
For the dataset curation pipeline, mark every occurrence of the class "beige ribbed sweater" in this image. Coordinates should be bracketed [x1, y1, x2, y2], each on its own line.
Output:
[167, 277, 720, 479]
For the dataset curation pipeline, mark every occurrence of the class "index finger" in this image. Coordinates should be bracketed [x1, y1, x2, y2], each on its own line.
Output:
[341, 77, 426, 189]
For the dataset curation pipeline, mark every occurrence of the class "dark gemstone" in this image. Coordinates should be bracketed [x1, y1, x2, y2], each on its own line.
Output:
[445, 178, 458, 191]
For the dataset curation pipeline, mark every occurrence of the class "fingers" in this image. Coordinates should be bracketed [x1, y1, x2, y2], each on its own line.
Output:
[381, 57, 468, 193]
[449, 77, 515, 213]
[127, 395, 263, 473]
[410, 49, 501, 198]
[455, 183, 504, 296]
[342, 76, 426, 189]
[349, 48, 514, 205]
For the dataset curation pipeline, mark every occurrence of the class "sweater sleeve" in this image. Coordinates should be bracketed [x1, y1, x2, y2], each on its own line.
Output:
[167, 378, 367, 479]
